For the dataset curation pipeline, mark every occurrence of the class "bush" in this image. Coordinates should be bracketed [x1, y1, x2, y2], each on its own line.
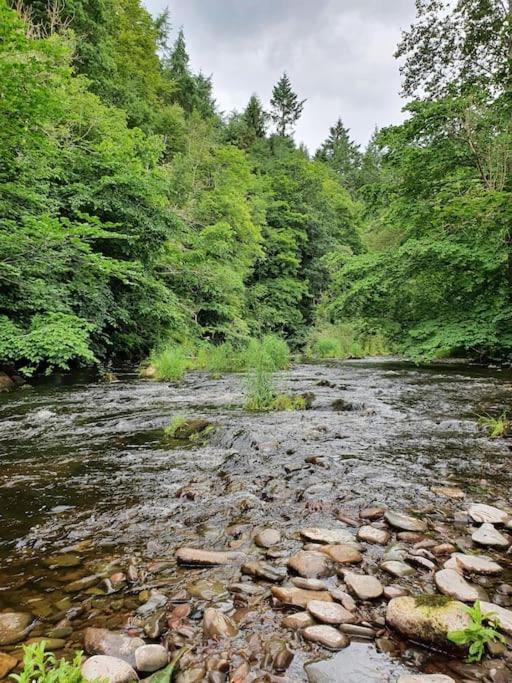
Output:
[306, 323, 389, 360]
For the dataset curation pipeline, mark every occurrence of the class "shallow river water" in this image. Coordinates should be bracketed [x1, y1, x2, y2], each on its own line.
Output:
[1, 359, 512, 682]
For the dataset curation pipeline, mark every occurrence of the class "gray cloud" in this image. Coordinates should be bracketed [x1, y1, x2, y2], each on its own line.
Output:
[144, 0, 416, 150]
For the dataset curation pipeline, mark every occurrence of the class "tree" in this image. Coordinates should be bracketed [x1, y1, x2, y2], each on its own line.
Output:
[243, 94, 267, 139]
[315, 118, 361, 191]
[270, 72, 306, 137]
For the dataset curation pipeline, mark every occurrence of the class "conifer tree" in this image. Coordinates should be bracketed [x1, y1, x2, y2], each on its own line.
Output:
[270, 72, 306, 137]
[315, 118, 361, 179]
[243, 94, 267, 138]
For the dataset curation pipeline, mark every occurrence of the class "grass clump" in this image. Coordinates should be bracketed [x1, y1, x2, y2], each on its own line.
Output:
[448, 600, 506, 663]
[478, 412, 511, 438]
[306, 322, 390, 360]
[164, 416, 214, 441]
[11, 642, 93, 683]
[150, 344, 189, 381]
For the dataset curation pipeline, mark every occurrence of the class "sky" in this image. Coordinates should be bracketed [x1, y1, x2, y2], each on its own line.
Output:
[144, 0, 417, 152]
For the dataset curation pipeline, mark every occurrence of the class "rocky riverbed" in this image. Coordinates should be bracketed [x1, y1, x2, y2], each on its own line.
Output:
[1, 359, 512, 682]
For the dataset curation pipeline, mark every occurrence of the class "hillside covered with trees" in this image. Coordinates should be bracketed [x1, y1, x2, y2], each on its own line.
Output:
[0, 0, 511, 376]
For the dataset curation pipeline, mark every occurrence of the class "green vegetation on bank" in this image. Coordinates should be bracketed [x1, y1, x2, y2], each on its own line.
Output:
[1, 0, 510, 375]
[11, 642, 89, 683]
[448, 601, 506, 663]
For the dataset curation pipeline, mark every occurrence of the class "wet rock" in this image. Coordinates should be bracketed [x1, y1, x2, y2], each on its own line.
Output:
[385, 511, 427, 533]
[242, 560, 286, 583]
[82, 655, 138, 683]
[444, 552, 502, 575]
[397, 676, 456, 683]
[0, 612, 33, 645]
[176, 548, 246, 566]
[328, 588, 356, 611]
[406, 555, 436, 571]
[254, 529, 281, 548]
[271, 586, 333, 608]
[136, 590, 168, 617]
[170, 418, 213, 440]
[0, 372, 15, 392]
[357, 525, 390, 545]
[359, 506, 386, 520]
[291, 577, 327, 591]
[175, 666, 206, 683]
[43, 553, 82, 568]
[302, 625, 349, 650]
[229, 582, 265, 597]
[143, 610, 167, 638]
[331, 398, 355, 412]
[323, 545, 362, 565]
[468, 504, 510, 525]
[434, 569, 482, 602]
[479, 602, 512, 635]
[472, 524, 510, 548]
[134, 644, 168, 673]
[386, 596, 470, 647]
[187, 579, 227, 601]
[25, 637, 66, 650]
[262, 638, 293, 672]
[282, 612, 314, 630]
[339, 624, 376, 638]
[0, 653, 17, 678]
[384, 585, 409, 600]
[300, 528, 356, 545]
[287, 551, 333, 578]
[64, 574, 99, 592]
[84, 628, 144, 668]
[307, 600, 355, 625]
[344, 572, 383, 600]
[381, 561, 415, 578]
[398, 532, 426, 543]
[203, 608, 238, 639]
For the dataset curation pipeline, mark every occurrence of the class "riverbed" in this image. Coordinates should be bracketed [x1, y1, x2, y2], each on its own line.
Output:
[1, 359, 511, 681]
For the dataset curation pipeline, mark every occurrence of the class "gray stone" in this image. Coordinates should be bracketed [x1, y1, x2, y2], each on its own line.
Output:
[254, 528, 281, 548]
[302, 625, 349, 650]
[82, 655, 138, 683]
[381, 561, 415, 578]
[472, 523, 510, 548]
[479, 602, 512, 635]
[385, 511, 427, 533]
[291, 577, 327, 591]
[307, 600, 355, 625]
[384, 585, 409, 600]
[338, 624, 376, 638]
[357, 525, 390, 545]
[443, 552, 502, 575]
[344, 572, 383, 600]
[386, 596, 470, 646]
[134, 645, 168, 673]
[0, 612, 33, 646]
[84, 628, 144, 668]
[241, 560, 286, 582]
[468, 504, 510, 525]
[300, 528, 356, 545]
[434, 569, 481, 603]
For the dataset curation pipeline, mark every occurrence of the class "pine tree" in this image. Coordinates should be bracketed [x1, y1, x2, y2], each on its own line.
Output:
[315, 118, 362, 193]
[270, 72, 306, 137]
[169, 28, 189, 79]
[243, 94, 267, 138]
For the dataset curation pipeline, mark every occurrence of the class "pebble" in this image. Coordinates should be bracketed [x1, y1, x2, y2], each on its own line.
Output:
[0, 612, 33, 646]
[254, 529, 281, 548]
[344, 572, 383, 600]
[302, 625, 349, 650]
[271, 586, 333, 608]
[468, 504, 510, 525]
[359, 506, 386, 520]
[134, 644, 168, 673]
[328, 588, 356, 611]
[84, 628, 144, 668]
[287, 551, 333, 578]
[398, 532, 426, 543]
[203, 608, 238, 638]
[42, 553, 82, 568]
[291, 577, 327, 591]
[175, 666, 205, 683]
[175, 548, 246, 566]
[434, 569, 482, 602]
[81, 655, 138, 683]
[242, 560, 286, 582]
[443, 552, 502, 574]
[381, 561, 415, 578]
[384, 585, 409, 599]
[432, 544, 456, 556]
[300, 528, 356, 545]
[357, 525, 390, 545]
[339, 623, 376, 638]
[472, 523, 510, 548]
[385, 511, 427, 533]
[431, 486, 464, 499]
[323, 545, 362, 565]
[187, 579, 227, 601]
[136, 590, 168, 617]
[307, 600, 355, 625]
[282, 612, 315, 630]
[64, 575, 99, 593]
[479, 602, 512, 635]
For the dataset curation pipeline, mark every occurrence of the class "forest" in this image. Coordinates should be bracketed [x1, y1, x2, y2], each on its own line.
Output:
[0, 0, 511, 377]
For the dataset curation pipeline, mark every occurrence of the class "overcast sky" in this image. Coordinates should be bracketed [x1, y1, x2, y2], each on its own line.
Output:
[144, 0, 417, 152]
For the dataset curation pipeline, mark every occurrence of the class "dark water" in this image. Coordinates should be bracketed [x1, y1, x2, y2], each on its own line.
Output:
[0, 359, 511, 680]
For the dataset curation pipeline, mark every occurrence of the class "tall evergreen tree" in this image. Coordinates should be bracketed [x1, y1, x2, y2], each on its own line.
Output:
[315, 119, 361, 191]
[270, 72, 306, 137]
[243, 94, 267, 139]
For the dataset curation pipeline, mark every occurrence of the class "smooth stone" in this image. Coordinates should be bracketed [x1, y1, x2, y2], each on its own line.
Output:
[175, 548, 246, 566]
[386, 596, 470, 646]
[271, 586, 332, 608]
[84, 628, 144, 668]
[381, 561, 415, 578]
[434, 569, 481, 602]
[0, 652, 18, 678]
[431, 486, 464, 499]
[302, 625, 349, 650]
[398, 532, 426, 543]
[282, 612, 315, 630]
[472, 523, 510, 548]
[385, 511, 427, 533]
[64, 575, 99, 593]
[384, 585, 409, 599]
[328, 588, 357, 611]
[287, 551, 333, 578]
[203, 608, 238, 638]
[344, 572, 383, 600]
[81, 655, 138, 683]
[291, 577, 327, 591]
[262, 638, 293, 672]
[307, 600, 355, 625]
[444, 552, 502, 575]
[136, 590, 168, 617]
[134, 644, 168, 673]
[357, 525, 390, 545]
[479, 602, 512, 635]
[300, 528, 356, 545]
[468, 504, 510, 525]
[359, 506, 386, 520]
[0, 612, 33, 646]
[398, 676, 455, 683]
[323, 545, 362, 565]
[432, 544, 457, 556]
[242, 560, 286, 582]
[42, 553, 82, 569]
[25, 637, 65, 650]
[339, 624, 376, 638]
[254, 529, 281, 548]
[187, 579, 227, 601]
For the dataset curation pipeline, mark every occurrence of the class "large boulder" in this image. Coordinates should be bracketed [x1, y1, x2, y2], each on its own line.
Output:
[386, 596, 470, 647]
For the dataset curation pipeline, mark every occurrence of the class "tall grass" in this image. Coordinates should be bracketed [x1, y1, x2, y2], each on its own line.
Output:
[306, 323, 389, 360]
[150, 344, 189, 381]
[478, 413, 511, 438]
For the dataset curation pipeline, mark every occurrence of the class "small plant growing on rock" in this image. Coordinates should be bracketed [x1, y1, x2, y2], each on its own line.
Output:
[448, 600, 506, 663]
[11, 642, 92, 682]
[478, 413, 511, 438]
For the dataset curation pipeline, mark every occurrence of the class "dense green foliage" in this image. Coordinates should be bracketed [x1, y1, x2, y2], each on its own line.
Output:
[11, 642, 88, 683]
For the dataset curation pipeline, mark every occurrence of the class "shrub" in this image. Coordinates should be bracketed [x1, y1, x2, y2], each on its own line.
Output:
[11, 642, 91, 683]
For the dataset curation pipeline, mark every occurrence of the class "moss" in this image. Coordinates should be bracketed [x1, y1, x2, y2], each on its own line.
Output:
[415, 594, 453, 609]
[164, 417, 214, 441]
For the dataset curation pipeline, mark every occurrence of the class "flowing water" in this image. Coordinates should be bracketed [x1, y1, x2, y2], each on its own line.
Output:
[0, 359, 511, 681]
